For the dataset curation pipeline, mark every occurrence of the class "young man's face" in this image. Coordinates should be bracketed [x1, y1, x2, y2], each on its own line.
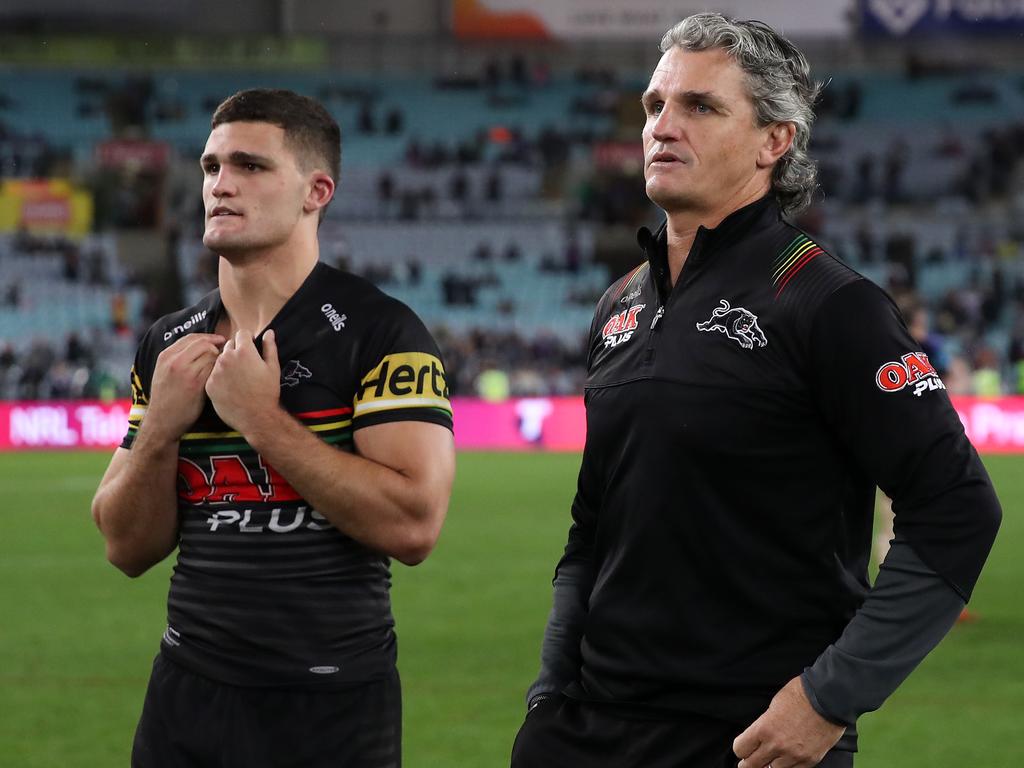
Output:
[200, 121, 310, 256]
[642, 46, 769, 215]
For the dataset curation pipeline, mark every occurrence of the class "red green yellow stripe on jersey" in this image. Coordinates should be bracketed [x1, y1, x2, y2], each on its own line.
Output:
[125, 406, 353, 456]
[772, 233, 825, 299]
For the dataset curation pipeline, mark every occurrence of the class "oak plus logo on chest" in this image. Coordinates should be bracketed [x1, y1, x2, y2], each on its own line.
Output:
[876, 351, 946, 396]
[696, 300, 767, 350]
[602, 304, 645, 348]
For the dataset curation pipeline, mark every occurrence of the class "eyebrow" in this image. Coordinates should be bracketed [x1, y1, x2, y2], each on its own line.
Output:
[200, 150, 275, 167]
[642, 89, 730, 111]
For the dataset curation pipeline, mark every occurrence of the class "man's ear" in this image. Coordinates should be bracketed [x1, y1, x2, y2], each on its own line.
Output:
[756, 122, 796, 169]
[304, 172, 336, 215]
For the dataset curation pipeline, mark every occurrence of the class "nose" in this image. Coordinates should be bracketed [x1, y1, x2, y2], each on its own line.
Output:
[210, 168, 237, 198]
[649, 104, 680, 144]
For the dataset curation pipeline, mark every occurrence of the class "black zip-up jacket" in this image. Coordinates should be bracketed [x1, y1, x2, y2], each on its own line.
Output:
[528, 196, 1000, 738]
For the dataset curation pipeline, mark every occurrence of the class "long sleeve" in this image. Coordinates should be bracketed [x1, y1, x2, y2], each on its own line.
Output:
[525, 425, 600, 709]
[801, 537, 964, 725]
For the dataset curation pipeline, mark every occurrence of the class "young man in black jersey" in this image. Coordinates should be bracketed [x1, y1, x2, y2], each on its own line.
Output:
[512, 13, 1000, 768]
[92, 89, 455, 768]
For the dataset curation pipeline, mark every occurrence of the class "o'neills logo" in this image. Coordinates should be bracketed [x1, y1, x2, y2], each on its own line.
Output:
[163, 310, 207, 341]
[876, 352, 946, 397]
[321, 303, 346, 332]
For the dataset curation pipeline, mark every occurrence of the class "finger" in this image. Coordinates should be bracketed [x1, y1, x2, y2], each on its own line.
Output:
[733, 725, 761, 760]
[736, 743, 776, 768]
[173, 332, 227, 351]
[194, 359, 217, 385]
[235, 330, 252, 352]
[184, 341, 226, 364]
[261, 329, 279, 372]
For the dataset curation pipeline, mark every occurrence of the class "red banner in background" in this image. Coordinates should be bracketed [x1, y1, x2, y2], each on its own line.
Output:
[4, 397, 1024, 453]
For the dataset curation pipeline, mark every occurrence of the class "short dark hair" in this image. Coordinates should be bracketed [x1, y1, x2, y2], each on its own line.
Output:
[211, 87, 341, 191]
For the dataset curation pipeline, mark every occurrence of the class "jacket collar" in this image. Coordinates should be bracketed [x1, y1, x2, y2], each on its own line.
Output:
[636, 194, 780, 298]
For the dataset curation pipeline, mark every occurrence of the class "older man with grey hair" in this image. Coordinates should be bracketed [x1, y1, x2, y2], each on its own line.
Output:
[511, 13, 1000, 768]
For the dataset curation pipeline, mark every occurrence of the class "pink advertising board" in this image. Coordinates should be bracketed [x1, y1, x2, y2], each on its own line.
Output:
[3, 396, 1024, 454]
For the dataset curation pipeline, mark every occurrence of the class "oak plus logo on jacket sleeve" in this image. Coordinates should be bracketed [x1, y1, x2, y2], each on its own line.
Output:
[875, 351, 946, 396]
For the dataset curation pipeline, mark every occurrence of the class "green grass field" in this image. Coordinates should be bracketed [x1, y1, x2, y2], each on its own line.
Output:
[1, 451, 1021, 766]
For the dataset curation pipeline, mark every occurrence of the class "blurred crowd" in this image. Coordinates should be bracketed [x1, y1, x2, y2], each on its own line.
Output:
[3, 60, 1024, 403]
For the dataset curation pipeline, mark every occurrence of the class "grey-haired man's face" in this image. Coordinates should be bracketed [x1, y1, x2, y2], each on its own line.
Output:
[641, 46, 768, 215]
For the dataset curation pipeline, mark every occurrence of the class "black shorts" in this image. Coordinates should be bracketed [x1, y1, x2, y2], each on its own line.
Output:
[511, 694, 854, 768]
[132, 653, 401, 768]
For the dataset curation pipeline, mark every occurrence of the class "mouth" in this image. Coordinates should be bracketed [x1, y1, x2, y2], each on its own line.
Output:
[649, 152, 683, 166]
[209, 206, 241, 219]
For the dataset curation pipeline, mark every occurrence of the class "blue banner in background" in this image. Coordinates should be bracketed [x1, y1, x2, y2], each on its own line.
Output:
[861, 0, 1024, 36]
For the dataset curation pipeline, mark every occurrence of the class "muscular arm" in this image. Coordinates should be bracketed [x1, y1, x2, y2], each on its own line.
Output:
[206, 329, 454, 566]
[91, 332, 224, 577]
[245, 411, 454, 565]
[91, 440, 180, 577]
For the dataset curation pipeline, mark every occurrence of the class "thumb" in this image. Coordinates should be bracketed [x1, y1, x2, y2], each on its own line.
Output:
[262, 329, 280, 371]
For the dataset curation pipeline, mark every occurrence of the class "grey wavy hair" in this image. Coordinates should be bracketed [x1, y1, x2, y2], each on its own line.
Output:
[660, 13, 822, 217]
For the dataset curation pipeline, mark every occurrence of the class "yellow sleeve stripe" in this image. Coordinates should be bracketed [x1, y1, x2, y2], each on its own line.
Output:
[354, 397, 452, 417]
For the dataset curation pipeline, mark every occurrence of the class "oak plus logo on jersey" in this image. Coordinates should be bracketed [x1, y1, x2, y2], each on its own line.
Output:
[696, 300, 767, 350]
[602, 304, 645, 348]
[320, 303, 346, 332]
[876, 351, 946, 396]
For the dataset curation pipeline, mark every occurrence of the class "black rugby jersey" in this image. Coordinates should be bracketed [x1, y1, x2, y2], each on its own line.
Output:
[554, 196, 1000, 724]
[121, 261, 452, 688]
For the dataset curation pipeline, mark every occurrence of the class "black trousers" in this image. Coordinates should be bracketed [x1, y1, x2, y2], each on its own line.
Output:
[132, 654, 401, 768]
[511, 694, 854, 768]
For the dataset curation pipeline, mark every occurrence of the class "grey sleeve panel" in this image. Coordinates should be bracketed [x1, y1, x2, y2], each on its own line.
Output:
[801, 537, 965, 726]
[525, 555, 592, 710]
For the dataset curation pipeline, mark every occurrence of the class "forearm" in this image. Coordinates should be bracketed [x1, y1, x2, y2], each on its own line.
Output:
[801, 537, 965, 726]
[91, 429, 181, 576]
[527, 555, 593, 708]
[524, 518, 598, 708]
[245, 407, 442, 564]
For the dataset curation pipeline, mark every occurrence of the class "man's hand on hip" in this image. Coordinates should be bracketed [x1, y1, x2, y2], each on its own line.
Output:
[206, 329, 282, 434]
[733, 676, 845, 768]
[144, 332, 226, 442]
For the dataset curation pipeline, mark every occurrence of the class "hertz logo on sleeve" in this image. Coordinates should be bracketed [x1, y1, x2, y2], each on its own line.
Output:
[354, 352, 452, 418]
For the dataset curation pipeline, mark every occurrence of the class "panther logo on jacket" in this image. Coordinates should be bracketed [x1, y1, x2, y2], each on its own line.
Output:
[696, 300, 767, 350]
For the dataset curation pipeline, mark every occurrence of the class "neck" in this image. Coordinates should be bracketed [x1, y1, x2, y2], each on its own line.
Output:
[664, 183, 770, 287]
[217, 234, 319, 336]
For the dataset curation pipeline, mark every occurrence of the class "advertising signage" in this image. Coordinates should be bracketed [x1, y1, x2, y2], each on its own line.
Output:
[5, 397, 1024, 454]
[861, 0, 1024, 36]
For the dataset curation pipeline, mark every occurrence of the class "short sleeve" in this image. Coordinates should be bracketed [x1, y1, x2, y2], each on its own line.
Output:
[120, 333, 154, 449]
[352, 300, 453, 432]
[808, 279, 1000, 599]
